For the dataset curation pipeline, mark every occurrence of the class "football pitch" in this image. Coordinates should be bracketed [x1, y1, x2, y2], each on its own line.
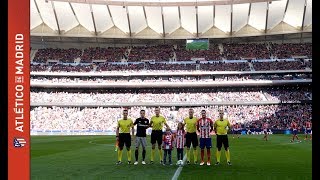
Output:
[31, 135, 312, 180]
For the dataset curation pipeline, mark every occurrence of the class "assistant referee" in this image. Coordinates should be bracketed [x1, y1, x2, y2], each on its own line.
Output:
[214, 109, 232, 166]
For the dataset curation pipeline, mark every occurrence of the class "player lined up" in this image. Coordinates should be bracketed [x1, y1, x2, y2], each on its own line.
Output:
[116, 107, 266, 166]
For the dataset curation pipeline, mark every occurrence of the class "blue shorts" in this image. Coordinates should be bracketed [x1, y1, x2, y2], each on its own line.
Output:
[305, 129, 312, 134]
[199, 138, 212, 149]
[293, 130, 297, 135]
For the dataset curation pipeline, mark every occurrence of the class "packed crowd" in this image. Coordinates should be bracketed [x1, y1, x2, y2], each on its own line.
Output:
[51, 64, 93, 72]
[270, 43, 312, 59]
[200, 62, 250, 71]
[30, 60, 310, 72]
[305, 60, 312, 69]
[96, 63, 145, 72]
[175, 44, 221, 61]
[252, 61, 305, 71]
[33, 48, 82, 63]
[30, 73, 310, 84]
[30, 104, 312, 132]
[31, 88, 311, 104]
[32, 43, 311, 63]
[148, 63, 196, 71]
[30, 64, 50, 72]
[263, 89, 312, 102]
[222, 43, 271, 60]
[80, 47, 127, 63]
[128, 45, 174, 62]
[214, 75, 281, 81]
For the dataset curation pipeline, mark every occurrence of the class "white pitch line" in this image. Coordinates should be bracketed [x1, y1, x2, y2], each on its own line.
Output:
[171, 153, 187, 180]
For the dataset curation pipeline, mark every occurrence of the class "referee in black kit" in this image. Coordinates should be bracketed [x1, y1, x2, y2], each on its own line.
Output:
[133, 109, 150, 165]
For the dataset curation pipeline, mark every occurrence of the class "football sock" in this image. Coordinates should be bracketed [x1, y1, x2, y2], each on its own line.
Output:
[127, 149, 132, 162]
[151, 149, 155, 161]
[159, 149, 163, 161]
[225, 150, 230, 162]
[216, 150, 221, 163]
[142, 149, 146, 161]
[118, 150, 123, 162]
[135, 149, 139, 161]
[186, 149, 190, 161]
[193, 149, 198, 162]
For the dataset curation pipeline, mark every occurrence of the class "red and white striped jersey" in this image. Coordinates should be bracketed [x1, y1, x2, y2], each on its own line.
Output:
[306, 122, 311, 129]
[263, 123, 269, 130]
[163, 133, 174, 149]
[175, 129, 185, 149]
[234, 124, 241, 131]
[197, 118, 213, 138]
[291, 122, 298, 130]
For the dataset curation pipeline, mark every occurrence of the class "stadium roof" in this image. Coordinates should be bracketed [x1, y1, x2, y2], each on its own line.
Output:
[31, 0, 312, 39]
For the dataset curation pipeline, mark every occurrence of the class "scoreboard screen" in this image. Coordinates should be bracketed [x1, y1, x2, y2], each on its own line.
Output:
[186, 39, 209, 50]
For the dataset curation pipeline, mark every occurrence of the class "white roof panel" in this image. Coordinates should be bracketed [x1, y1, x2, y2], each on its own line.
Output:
[284, 0, 305, 28]
[232, 3, 250, 32]
[71, 3, 95, 32]
[54, 1, 78, 32]
[92, 4, 114, 33]
[304, 0, 312, 27]
[144, 7, 163, 34]
[35, 0, 58, 30]
[128, 6, 147, 33]
[180, 6, 197, 34]
[109, 5, 129, 33]
[163, 6, 180, 34]
[215, 5, 231, 33]
[197, 6, 213, 33]
[31, 1, 312, 38]
[249, 2, 267, 31]
[30, 0, 43, 29]
[267, 0, 287, 30]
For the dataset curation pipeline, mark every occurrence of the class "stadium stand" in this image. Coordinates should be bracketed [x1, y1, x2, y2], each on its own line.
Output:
[222, 43, 271, 60]
[31, 43, 311, 64]
[30, 88, 311, 104]
[128, 45, 174, 62]
[270, 43, 312, 59]
[30, 104, 311, 132]
[81, 47, 127, 63]
[33, 48, 82, 63]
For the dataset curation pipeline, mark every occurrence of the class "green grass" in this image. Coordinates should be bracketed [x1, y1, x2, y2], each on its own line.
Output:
[31, 135, 312, 180]
[186, 42, 208, 50]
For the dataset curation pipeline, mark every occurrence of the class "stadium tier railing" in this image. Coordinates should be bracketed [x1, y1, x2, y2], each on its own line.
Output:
[30, 100, 311, 107]
[30, 79, 311, 88]
[30, 69, 311, 77]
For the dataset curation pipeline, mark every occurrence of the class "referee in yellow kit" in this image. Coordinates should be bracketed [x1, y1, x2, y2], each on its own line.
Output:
[149, 107, 170, 164]
[183, 108, 198, 165]
[116, 109, 134, 165]
[214, 109, 232, 166]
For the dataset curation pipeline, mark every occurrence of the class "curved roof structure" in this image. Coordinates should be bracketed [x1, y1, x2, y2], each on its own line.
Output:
[31, 0, 312, 39]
